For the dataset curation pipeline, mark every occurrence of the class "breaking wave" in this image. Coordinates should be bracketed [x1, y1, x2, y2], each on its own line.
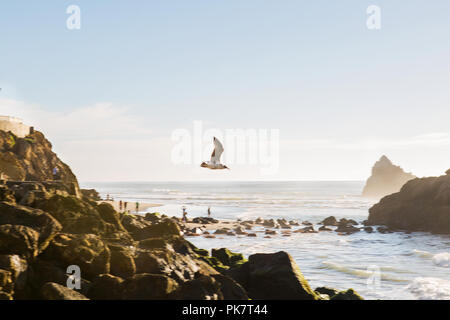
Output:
[407, 277, 450, 300]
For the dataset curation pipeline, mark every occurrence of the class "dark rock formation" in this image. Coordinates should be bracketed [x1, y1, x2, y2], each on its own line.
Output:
[227, 251, 319, 300]
[319, 225, 332, 231]
[294, 226, 317, 234]
[362, 155, 416, 199]
[211, 248, 246, 269]
[320, 216, 338, 226]
[41, 282, 89, 300]
[87, 274, 124, 300]
[0, 202, 62, 253]
[315, 287, 363, 300]
[192, 217, 219, 224]
[0, 130, 79, 191]
[0, 225, 40, 259]
[122, 274, 179, 300]
[334, 218, 360, 235]
[330, 288, 364, 300]
[315, 287, 339, 298]
[367, 170, 450, 234]
[81, 189, 101, 201]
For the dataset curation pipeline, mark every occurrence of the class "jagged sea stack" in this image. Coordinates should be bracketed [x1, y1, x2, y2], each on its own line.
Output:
[362, 156, 416, 199]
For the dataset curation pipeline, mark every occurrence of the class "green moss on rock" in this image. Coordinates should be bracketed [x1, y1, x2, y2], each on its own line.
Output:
[331, 288, 364, 300]
[212, 248, 247, 269]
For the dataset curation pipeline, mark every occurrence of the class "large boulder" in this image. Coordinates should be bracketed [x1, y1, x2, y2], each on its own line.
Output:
[211, 274, 249, 300]
[320, 216, 338, 226]
[173, 274, 248, 300]
[211, 248, 246, 269]
[0, 269, 13, 293]
[0, 202, 62, 254]
[122, 216, 181, 241]
[367, 171, 450, 234]
[227, 251, 319, 300]
[135, 236, 220, 284]
[108, 244, 136, 279]
[81, 189, 101, 201]
[41, 233, 111, 280]
[87, 274, 124, 300]
[330, 288, 364, 300]
[0, 185, 16, 203]
[0, 225, 40, 259]
[141, 218, 182, 238]
[335, 219, 360, 235]
[362, 155, 416, 199]
[96, 202, 125, 231]
[122, 274, 179, 300]
[33, 195, 120, 236]
[134, 251, 169, 275]
[173, 275, 222, 300]
[0, 254, 28, 295]
[26, 259, 71, 296]
[40, 282, 89, 300]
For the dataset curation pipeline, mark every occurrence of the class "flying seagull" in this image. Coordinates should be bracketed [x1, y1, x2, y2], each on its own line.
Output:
[201, 137, 230, 170]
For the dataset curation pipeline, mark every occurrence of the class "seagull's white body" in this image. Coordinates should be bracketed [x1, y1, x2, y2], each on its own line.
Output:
[201, 137, 229, 170]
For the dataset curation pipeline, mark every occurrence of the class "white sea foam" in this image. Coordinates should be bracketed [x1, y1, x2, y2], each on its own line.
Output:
[432, 253, 450, 268]
[407, 277, 450, 300]
[413, 249, 434, 259]
[322, 261, 408, 282]
[413, 250, 450, 267]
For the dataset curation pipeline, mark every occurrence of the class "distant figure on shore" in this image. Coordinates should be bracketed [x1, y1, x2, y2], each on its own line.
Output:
[124, 202, 128, 212]
[208, 207, 211, 217]
[52, 167, 60, 180]
[136, 202, 140, 213]
[106, 194, 110, 201]
[119, 200, 123, 212]
[182, 206, 187, 223]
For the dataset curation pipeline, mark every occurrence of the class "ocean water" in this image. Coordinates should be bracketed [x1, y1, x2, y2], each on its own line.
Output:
[83, 181, 450, 300]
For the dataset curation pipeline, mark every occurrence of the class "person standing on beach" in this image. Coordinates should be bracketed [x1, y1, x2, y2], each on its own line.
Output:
[136, 202, 140, 213]
[52, 167, 60, 180]
[119, 200, 123, 212]
[182, 206, 187, 223]
[207, 207, 211, 218]
[124, 202, 128, 212]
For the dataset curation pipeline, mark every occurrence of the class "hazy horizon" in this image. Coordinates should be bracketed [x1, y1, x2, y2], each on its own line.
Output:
[1, 1, 449, 182]
[81, 179, 367, 184]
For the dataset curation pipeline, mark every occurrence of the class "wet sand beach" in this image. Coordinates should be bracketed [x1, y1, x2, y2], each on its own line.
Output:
[98, 200, 161, 213]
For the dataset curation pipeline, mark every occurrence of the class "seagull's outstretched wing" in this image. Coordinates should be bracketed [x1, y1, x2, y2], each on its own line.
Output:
[210, 137, 224, 164]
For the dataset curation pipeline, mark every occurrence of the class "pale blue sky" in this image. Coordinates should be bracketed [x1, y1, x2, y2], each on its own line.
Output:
[0, 1, 449, 181]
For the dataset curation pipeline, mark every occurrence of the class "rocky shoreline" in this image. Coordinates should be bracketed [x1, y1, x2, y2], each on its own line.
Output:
[0, 180, 364, 300]
[181, 215, 386, 238]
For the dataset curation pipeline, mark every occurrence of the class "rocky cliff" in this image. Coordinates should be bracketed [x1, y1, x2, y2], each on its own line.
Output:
[0, 130, 79, 191]
[362, 156, 416, 199]
[367, 170, 450, 234]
